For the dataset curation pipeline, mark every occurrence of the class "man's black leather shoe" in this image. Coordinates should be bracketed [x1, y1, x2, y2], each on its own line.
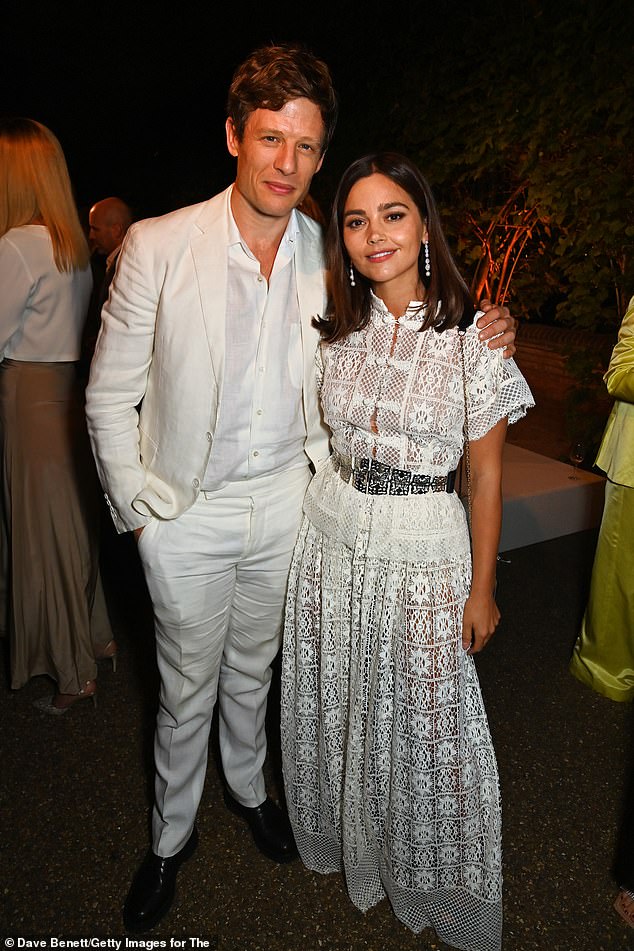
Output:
[123, 826, 199, 932]
[224, 789, 298, 863]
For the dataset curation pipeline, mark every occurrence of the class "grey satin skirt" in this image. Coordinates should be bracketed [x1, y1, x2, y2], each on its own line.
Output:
[0, 359, 113, 693]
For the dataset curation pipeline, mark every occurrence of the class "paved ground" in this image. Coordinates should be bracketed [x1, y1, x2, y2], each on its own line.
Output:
[1, 526, 632, 950]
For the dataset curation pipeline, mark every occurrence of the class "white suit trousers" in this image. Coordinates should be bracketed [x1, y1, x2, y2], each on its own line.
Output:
[136, 465, 311, 857]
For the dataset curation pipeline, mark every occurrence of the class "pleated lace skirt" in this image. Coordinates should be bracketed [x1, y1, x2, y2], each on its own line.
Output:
[281, 458, 503, 951]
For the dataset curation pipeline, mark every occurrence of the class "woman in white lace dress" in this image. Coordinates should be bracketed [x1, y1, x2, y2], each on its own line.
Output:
[281, 153, 533, 951]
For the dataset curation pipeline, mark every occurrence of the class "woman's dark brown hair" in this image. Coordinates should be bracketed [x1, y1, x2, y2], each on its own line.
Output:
[320, 152, 473, 343]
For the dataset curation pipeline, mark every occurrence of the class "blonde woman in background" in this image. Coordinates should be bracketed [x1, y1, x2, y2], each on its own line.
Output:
[0, 117, 114, 713]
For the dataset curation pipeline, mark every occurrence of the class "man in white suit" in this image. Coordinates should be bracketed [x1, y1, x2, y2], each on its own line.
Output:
[86, 44, 517, 933]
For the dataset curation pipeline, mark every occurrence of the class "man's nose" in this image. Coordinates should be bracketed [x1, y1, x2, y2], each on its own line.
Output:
[274, 143, 297, 175]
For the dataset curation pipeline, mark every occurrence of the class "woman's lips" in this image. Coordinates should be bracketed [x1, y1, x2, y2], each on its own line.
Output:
[367, 250, 395, 261]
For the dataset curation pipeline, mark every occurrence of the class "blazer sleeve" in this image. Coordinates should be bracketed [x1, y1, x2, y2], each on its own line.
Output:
[595, 296, 634, 487]
[604, 296, 634, 404]
[85, 223, 159, 532]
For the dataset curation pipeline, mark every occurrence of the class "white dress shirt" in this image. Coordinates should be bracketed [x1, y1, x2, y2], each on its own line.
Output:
[202, 208, 307, 489]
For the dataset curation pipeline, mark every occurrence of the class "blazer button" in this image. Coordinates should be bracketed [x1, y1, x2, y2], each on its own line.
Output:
[192, 478, 200, 488]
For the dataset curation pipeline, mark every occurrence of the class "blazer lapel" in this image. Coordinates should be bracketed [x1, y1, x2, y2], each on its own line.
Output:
[190, 188, 233, 391]
[296, 215, 326, 319]
[295, 213, 327, 382]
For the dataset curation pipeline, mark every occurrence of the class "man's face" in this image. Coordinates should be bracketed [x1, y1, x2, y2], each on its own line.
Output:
[88, 207, 119, 255]
[226, 98, 325, 222]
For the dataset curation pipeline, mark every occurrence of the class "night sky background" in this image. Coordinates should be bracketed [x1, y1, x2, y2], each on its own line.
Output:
[4, 0, 467, 221]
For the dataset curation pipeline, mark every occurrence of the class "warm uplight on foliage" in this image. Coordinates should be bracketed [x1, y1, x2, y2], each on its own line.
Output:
[378, 0, 633, 334]
[468, 184, 543, 307]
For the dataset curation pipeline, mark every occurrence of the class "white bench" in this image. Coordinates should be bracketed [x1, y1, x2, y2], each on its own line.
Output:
[498, 444, 605, 552]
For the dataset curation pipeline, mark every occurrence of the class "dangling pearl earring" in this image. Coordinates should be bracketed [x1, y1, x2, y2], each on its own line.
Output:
[423, 241, 431, 278]
[349, 263, 356, 287]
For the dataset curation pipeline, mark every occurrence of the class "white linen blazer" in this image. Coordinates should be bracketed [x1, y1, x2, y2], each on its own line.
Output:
[85, 186, 331, 533]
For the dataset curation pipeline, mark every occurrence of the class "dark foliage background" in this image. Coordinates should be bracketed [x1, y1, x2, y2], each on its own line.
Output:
[4, 0, 633, 331]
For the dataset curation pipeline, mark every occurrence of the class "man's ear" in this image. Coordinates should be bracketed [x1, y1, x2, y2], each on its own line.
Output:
[225, 118, 239, 157]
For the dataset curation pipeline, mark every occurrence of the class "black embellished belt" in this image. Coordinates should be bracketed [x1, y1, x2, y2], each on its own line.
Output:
[332, 452, 456, 496]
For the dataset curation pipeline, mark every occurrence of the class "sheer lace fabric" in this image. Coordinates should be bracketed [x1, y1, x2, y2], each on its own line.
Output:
[281, 300, 533, 951]
[318, 299, 532, 474]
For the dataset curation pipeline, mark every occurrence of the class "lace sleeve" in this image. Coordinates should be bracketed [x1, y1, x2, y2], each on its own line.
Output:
[462, 326, 535, 441]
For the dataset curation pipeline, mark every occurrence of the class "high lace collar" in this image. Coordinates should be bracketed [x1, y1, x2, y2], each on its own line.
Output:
[369, 290, 428, 329]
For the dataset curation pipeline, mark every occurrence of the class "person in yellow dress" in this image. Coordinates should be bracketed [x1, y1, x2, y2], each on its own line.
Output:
[570, 294, 634, 701]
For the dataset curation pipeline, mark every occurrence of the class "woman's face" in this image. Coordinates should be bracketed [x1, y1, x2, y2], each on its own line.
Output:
[342, 172, 428, 300]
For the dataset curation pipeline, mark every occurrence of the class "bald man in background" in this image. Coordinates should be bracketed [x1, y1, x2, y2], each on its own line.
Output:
[80, 197, 134, 379]
[89, 196, 134, 260]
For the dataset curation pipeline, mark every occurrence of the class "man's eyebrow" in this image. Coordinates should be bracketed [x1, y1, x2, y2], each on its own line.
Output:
[257, 127, 322, 146]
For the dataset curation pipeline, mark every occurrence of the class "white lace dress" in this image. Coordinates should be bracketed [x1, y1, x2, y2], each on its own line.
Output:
[281, 296, 534, 951]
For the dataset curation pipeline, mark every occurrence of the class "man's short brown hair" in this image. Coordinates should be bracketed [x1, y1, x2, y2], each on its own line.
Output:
[227, 43, 338, 153]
